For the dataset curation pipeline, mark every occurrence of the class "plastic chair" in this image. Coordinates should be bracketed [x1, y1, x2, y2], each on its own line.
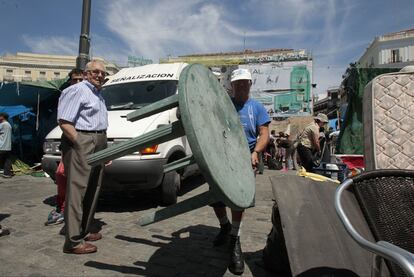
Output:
[335, 170, 414, 277]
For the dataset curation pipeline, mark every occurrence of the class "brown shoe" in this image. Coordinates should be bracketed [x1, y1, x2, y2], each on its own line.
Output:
[63, 242, 97, 254]
[85, 232, 102, 242]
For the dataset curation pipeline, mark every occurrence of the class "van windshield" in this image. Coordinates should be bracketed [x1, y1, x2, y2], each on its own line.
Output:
[102, 80, 177, 110]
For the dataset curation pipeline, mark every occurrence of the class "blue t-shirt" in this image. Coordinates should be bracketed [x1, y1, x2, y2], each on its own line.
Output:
[232, 98, 271, 150]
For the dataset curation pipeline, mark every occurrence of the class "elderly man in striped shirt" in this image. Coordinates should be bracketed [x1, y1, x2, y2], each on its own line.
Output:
[58, 60, 108, 254]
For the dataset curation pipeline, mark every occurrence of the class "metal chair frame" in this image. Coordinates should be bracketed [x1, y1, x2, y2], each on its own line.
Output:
[335, 170, 414, 277]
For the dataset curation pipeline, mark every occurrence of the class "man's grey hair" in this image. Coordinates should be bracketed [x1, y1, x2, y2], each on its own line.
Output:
[85, 59, 106, 71]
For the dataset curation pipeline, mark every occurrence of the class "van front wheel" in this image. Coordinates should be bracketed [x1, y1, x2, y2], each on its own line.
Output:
[160, 171, 180, 206]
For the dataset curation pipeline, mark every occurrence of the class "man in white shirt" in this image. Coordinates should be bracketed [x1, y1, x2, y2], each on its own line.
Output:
[0, 112, 12, 178]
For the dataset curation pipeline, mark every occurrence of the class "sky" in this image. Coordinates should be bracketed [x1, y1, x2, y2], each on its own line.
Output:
[0, 0, 413, 96]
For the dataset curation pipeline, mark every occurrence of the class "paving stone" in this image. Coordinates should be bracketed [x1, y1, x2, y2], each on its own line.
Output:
[148, 228, 163, 233]
[0, 171, 278, 276]
[12, 231, 30, 237]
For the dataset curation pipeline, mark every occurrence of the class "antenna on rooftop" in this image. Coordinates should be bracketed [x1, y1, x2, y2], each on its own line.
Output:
[243, 31, 246, 51]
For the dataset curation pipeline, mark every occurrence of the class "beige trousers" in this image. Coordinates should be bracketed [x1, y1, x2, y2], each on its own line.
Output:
[61, 132, 107, 250]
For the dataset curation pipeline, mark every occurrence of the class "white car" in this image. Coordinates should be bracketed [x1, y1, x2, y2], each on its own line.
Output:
[42, 63, 197, 205]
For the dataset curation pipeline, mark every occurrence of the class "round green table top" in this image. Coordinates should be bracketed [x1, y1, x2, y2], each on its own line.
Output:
[178, 64, 255, 209]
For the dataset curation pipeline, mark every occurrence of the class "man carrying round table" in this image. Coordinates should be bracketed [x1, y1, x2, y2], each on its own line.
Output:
[211, 68, 270, 275]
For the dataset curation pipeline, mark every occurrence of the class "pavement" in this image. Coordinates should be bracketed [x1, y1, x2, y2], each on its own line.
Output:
[0, 170, 280, 277]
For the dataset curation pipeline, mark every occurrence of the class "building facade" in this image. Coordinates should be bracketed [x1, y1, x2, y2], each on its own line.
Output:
[358, 28, 414, 68]
[313, 87, 340, 118]
[0, 52, 119, 82]
[162, 49, 313, 117]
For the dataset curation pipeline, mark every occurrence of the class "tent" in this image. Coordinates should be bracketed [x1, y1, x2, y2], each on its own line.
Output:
[336, 66, 400, 154]
[0, 78, 68, 164]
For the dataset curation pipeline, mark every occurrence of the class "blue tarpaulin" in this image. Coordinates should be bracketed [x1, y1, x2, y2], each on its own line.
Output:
[0, 105, 34, 123]
[328, 119, 338, 130]
[0, 80, 66, 164]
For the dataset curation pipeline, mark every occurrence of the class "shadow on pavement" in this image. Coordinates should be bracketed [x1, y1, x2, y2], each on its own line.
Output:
[85, 224, 230, 276]
[84, 261, 145, 275]
[0, 213, 10, 222]
[114, 235, 167, 248]
[89, 218, 107, 233]
[42, 175, 206, 213]
[42, 191, 159, 213]
[96, 190, 159, 213]
[178, 174, 206, 196]
[43, 195, 57, 207]
[296, 267, 360, 277]
[245, 249, 280, 277]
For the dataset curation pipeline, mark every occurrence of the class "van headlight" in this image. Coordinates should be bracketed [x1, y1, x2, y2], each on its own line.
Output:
[43, 141, 61, 154]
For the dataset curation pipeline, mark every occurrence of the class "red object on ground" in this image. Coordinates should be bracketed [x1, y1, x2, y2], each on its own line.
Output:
[336, 155, 364, 170]
[55, 161, 66, 213]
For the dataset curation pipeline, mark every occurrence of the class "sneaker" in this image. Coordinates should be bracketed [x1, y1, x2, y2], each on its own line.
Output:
[0, 225, 10, 237]
[1, 174, 12, 178]
[213, 222, 232, 246]
[45, 210, 64, 226]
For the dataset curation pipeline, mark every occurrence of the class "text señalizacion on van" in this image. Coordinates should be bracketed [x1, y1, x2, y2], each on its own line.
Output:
[111, 73, 175, 83]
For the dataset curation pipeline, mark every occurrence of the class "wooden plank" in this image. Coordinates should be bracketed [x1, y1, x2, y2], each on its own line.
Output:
[126, 94, 179, 122]
[270, 172, 380, 276]
[138, 191, 213, 226]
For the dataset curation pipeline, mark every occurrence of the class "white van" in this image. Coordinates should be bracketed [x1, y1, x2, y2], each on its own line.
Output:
[42, 63, 195, 205]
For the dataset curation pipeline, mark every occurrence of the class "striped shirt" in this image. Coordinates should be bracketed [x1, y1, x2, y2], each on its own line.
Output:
[57, 80, 108, 131]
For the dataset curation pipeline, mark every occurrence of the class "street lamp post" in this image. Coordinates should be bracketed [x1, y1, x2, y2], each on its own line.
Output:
[76, 0, 91, 70]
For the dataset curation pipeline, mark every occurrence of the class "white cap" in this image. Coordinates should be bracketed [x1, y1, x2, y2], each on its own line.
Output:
[400, 66, 414, 73]
[231, 68, 252, 82]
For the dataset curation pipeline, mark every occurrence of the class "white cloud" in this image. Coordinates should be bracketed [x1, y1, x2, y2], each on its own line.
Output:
[22, 33, 128, 66]
[222, 23, 308, 38]
[89, 34, 129, 65]
[103, 0, 307, 60]
[104, 0, 239, 60]
[313, 66, 345, 98]
[21, 0, 366, 95]
[21, 35, 78, 55]
[102, 0, 362, 93]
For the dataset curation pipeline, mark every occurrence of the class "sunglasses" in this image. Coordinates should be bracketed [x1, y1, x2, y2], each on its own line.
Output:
[88, 69, 107, 77]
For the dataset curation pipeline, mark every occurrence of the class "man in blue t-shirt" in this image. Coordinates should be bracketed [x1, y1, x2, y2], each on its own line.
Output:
[211, 68, 270, 275]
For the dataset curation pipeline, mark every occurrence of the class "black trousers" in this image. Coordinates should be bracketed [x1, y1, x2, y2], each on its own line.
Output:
[297, 143, 316, 173]
[0, 151, 12, 176]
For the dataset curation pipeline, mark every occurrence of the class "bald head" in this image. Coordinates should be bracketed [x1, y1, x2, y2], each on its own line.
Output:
[86, 60, 106, 72]
[85, 60, 107, 90]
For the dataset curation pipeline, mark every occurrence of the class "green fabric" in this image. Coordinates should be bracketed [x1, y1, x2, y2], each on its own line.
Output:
[21, 77, 69, 91]
[337, 66, 401, 154]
